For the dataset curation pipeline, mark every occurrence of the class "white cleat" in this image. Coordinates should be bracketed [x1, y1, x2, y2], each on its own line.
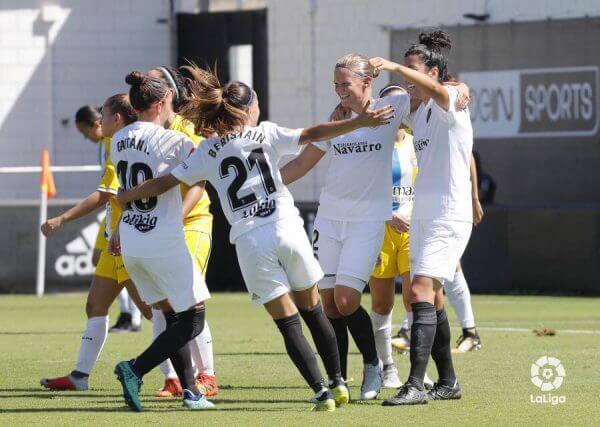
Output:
[382, 364, 402, 389]
[360, 362, 383, 400]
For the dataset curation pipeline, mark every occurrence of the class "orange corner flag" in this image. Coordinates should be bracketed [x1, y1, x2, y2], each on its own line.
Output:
[40, 149, 56, 198]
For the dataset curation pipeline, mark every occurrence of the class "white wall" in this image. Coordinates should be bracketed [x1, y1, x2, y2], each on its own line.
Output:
[0, 0, 171, 199]
[267, 0, 600, 201]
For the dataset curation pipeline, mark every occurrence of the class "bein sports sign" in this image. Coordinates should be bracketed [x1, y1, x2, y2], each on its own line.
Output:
[459, 66, 599, 138]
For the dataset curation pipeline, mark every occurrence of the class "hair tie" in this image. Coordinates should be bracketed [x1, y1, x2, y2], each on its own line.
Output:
[244, 87, 254, 108]
[157, 66, 179, 102]
[378, 84, 405, 98]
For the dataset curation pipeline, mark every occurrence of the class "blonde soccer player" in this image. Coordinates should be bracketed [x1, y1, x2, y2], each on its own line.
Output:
[370, 30, 474, 405]
[115, 65, 394, 411]
[40, 95, 150, 391]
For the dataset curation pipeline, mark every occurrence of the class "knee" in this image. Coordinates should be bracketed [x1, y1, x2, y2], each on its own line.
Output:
[409, 277, 435, 304]
[334, 293, 360, 317]
[371, 299, 393, 316]
[85, 300, 107, 318]
[323, 298, 341, 318]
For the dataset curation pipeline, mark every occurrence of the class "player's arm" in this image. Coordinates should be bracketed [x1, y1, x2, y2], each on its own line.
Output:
[280, 144, 326, 185]
[117, 174, 181, 209]
[41, 191, 111, 236]
[298, 100, 395, 144]
[470, 153, 484, 225]
[124, 281, 153, 320]
[369, 57, 451, 111]
[181, 181, 206, 219]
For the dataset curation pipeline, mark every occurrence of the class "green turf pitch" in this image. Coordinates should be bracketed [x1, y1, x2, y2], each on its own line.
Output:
[1, 293, 599, 426]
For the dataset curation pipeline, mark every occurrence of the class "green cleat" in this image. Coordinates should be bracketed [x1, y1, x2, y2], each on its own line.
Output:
[182, 389, 216, 410]
[311, 389, 336, 412]
[114, 360, 143, 412]
[331, 384, 349, 407]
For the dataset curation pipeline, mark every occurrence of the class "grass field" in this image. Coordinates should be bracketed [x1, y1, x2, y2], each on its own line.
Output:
[1, 293, 599, 426]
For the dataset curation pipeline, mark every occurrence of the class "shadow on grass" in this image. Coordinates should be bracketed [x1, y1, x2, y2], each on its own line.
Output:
[0, 406, 295, 414]
[219, 384, 308, 390]
[0, 331, 80, 336]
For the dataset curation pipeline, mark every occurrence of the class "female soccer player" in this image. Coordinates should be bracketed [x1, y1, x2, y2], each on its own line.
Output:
[110, 71, 214, 411]
[74, 105, 142, 333]
[115, 65, 394, 411]
[40, 94, 150, 392]
[369, 30, 474, 405]
[147, 65, 218, 398]
[281, 53, 412, 400]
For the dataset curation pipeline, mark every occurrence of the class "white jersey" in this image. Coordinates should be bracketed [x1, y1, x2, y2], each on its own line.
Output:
[111, 121, 194, 257]
[172, 121, 303, 243]
[312, 94, 411, 221]
[391, 134, 417, 219]
[411, 86, 473, 223]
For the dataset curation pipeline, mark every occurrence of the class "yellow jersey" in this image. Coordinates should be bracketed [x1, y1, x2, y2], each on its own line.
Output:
[169, 114, 212, 227]
[96, 137, 122, 237]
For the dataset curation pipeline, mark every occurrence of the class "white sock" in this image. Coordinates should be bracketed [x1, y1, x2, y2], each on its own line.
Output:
[75, 316, 109, 374]
[152, 309, 177, 379]
[189, 321, 215, 376]
[129, 298, 141, 327]
[445, 269, 476, 329]
[407, 311, 413, 329]
[117, 288, 130, 314]
[401, 313, 410, 330]
[370, 310, 394, 366]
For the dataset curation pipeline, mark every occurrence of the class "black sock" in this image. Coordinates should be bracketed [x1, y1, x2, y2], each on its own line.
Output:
[407, 302, 437, 391]
[131, 306, 205, 388]
[164, 311, 198, 393]
[344, 305, 378, 366]
[70, 370, 89, 379]
[462, 327, 477, 336]
[431, 308, 457, 387]
[300, 302, 343, 386]
[328, 317, 349, 380]
[275, 313, 326, 394]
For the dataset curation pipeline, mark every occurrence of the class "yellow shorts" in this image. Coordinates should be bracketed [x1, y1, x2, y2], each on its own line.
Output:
[184, 227, 212, 279]
[95, 250, 130, 284]
[371, 223, 410, 279]
[93, 218, 107, 252]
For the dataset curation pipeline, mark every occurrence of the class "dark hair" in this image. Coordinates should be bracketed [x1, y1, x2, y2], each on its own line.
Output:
[378, 83, 406, 98]
[75, 105, 101, 126]
[404, 30, 452, 83]
[103, 93, 138, 125]
[125, 71, 168, 111]
[152, 65, 190, 112]
[179, 64, 253, 136]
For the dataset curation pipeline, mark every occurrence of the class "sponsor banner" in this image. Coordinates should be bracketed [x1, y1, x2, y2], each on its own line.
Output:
[460, 66, 599, 138]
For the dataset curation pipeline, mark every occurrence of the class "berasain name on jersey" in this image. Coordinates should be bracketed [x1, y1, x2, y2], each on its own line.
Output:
[208, 129, 267, 158]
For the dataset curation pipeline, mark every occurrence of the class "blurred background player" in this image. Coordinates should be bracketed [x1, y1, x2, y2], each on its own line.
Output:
[74, 105, 142, 333]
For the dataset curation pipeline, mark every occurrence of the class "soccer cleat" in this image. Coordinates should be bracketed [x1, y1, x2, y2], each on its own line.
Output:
[114, 360, 143, 412]
[109, 313, 132, 333]
[454, 330, 482, 353]
[360, 362, 383, 400]
[40, 375, 87, 391]
[311, 389, 336, 412]
[391, 328, 410, 352]
[382, 383, 428, 406]
[196, 374, 219, 397]
[427, 381, 462, 401]
[182, 389, 216, 410]
[154, 377, 182, 398]
[129, 324, 142, 333]
[331, 383, 349, 407]
[382, 364, 402, 389]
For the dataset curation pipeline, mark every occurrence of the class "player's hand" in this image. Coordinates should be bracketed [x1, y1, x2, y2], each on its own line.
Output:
[140, 303, 153, 320]
[41, 216, 64, 236]
[355, 100, 395, 128]
[455, 82, 471, 110]
[387, 212, 410, 233]
[472, 198, 484, 226]
[330, 102, 351, 121]
[108, 229, 121, 256]
[368, 57, 395, 78]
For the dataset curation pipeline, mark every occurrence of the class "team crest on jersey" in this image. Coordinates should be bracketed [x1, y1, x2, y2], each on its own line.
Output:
[122, 212, 158, 233]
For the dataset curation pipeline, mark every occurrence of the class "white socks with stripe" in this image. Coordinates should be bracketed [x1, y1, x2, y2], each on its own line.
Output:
[75, 316, 109, 375]
[445, 269, 476, 329]
[370, 310, 394, 366]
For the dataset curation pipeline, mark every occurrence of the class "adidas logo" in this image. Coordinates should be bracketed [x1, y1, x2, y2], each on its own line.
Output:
[54, 212, 105, 277]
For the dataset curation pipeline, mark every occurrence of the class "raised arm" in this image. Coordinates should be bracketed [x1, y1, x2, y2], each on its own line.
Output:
[370, 57, 450, 111]
[298, 100, 394, 145]
[117, 174, 181, 209]
[280, 144, 326, 185]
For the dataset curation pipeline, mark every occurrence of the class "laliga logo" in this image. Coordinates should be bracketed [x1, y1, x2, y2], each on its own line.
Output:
[530, 356, 566, 405]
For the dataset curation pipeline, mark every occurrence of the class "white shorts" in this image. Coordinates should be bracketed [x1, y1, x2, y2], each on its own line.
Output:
[122, 250, 210, 313]
[235, 216, 323, 306]
[313, 216, 385, 292]
[410, 219, 472, 285]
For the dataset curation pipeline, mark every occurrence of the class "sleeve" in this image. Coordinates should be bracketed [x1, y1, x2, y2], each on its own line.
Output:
[262, 121, 303, 157]
[171, 144, 209, 186]
[160, 130, 195, 165]
[97, 156, 119, 195]
[431, 86, 458, 125]
[387, 94, 411, 128]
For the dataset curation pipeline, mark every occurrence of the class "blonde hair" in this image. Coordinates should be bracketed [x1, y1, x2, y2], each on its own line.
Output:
[335, 53, 373, 78]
